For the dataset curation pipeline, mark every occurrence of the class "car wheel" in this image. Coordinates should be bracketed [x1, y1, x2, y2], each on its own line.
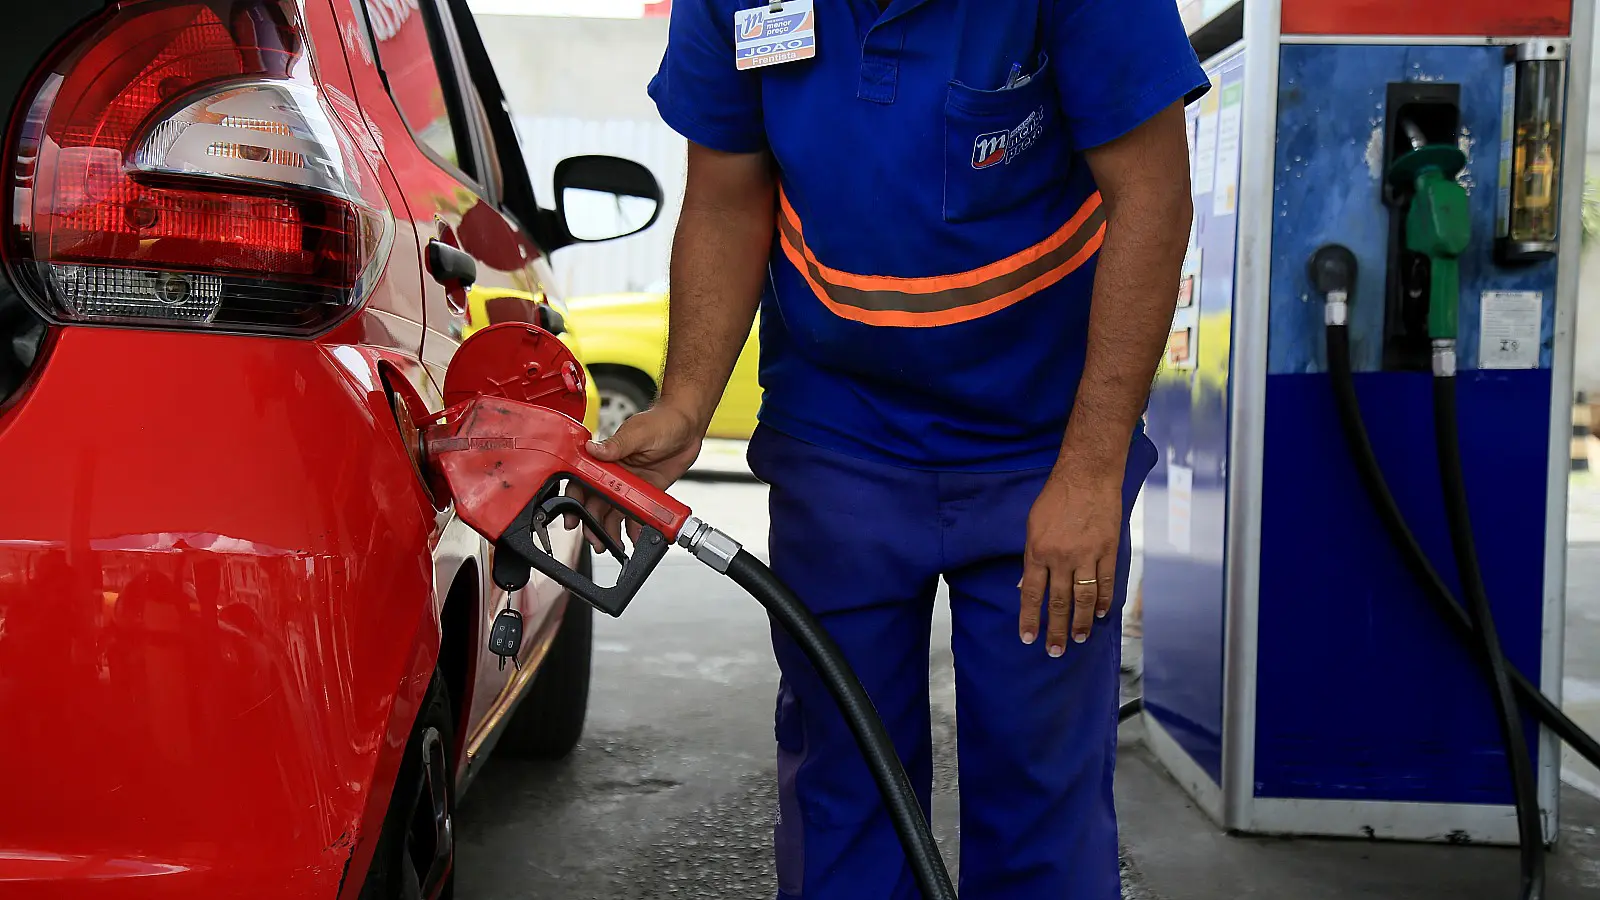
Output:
[594, 373, 652, 441]
[360, 672, 456, 900]
[499, 544, 594, 759]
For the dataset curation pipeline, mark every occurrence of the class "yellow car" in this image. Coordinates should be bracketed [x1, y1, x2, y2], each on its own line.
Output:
[562, 290, 762, 440]
[463, 286, 603, 436]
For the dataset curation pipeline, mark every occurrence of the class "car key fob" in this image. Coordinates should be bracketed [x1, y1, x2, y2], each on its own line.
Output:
[489, 607, 523, 669]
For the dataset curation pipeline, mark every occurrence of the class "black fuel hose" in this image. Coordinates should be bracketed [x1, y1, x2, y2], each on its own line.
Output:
[1433, 372, 1545, 900]
[1324, 319, 1553, 898]
[724, 549, 959, 900]
[1325, 325, 1600, 767]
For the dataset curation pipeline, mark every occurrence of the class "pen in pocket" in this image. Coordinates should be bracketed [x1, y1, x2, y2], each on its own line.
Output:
[1005, 62, 1023, 89]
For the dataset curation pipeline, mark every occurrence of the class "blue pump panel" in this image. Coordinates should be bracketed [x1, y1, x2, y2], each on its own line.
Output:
[1142, 48, 1245, 784]
[1268, 44, 1558, 377]
[1253, 44, 1556, 804]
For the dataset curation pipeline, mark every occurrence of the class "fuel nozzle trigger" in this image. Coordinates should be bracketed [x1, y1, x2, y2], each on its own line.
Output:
[491, 476, 674, 618]
[532, 492, 630, 566]
[492, 479, 625, 592]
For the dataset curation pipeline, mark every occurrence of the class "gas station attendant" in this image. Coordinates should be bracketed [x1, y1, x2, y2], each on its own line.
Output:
[585, 0, 1209, 895]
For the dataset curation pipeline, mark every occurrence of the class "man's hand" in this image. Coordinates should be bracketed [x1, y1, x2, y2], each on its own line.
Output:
[1019, 464, 1123, 656]
[567, 402, 703, 549]
[1018, 101, 1192, 655]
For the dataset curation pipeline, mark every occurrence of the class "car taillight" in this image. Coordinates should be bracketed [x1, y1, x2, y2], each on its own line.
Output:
[5, 0, 392, 335]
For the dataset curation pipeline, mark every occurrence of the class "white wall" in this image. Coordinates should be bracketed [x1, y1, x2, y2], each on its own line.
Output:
[1578, 152, 1600, 396]
[1567, 11, 1600, 395]
[478, 14, 683, 299]
[1575, 9, 1600, 396]
[478, 14, 668, 121]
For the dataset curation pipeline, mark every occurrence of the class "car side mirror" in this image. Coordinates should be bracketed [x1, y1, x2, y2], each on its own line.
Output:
[554, 155, 663, 244]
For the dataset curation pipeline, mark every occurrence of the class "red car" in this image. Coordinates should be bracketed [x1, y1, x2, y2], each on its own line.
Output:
[0, 0, 662, 897]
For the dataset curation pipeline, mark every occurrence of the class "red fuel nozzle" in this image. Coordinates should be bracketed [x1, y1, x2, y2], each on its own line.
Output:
[423, 396, 691, 617]
[424, 396, 691, 545]
[419, 322, 692, 617]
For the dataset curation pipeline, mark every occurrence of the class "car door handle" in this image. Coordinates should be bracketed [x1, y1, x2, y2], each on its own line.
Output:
[426, 239, 477, 289]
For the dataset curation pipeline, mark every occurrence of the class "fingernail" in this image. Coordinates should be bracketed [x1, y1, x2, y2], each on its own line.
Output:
[1073, 633, 1088, 644]
[1016, 579, 1024, 588]
[1048, 645, 1064, 658]
[1021, 631, 1036, 645]
[586, 440, 604, 453]
[1096, 610, 1107, 619]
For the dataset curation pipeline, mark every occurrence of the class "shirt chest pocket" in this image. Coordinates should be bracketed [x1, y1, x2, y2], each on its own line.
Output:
[942, 53, 1066, 224]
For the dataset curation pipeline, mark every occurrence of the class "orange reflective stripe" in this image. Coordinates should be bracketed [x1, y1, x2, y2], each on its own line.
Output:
[775, 189, 1106, 327]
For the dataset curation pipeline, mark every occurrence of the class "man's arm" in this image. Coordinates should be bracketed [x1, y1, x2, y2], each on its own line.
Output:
[657, 143, 777, 431]
[581, 143, 775, 544]
[1018, 102, 1193, 655]
[1065, 103, 1192, 478]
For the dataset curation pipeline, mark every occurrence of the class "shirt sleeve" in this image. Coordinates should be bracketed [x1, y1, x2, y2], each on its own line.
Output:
[647, 0, 767, 154]
[1048, 0, 1211, 150]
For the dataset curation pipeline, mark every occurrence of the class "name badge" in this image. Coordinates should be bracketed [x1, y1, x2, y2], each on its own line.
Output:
[734, 0, 816, 71]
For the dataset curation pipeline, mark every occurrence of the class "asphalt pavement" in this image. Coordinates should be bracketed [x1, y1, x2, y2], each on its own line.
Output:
[454, 445, 1600, 900]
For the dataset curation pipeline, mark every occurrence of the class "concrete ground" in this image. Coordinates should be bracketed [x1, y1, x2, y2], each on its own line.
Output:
[453, 441, 1600, 899]
[1562, 473, 1600, 797]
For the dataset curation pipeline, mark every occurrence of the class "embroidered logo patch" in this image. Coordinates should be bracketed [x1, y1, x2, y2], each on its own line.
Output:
[971, 106, 1046, 169]
[971, 131, 1008, 169]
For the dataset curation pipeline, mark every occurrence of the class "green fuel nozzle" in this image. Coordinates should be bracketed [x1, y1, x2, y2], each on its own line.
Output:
[1387, 120, 1470, 342]
[1407, 168, 1471, 341]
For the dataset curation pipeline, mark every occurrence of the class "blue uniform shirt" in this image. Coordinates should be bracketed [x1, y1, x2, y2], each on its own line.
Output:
[649, 0, 1209, 472]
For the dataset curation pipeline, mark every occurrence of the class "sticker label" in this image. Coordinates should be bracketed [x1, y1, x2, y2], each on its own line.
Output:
[1192, 74, 1221, 196]
[1479, 290, 1542, 370]
[1180, 245, 1201, 300]
[1166, 327, 1196, 370]
[1167, 463, 1193, 555]
[735, 1, 816, 71]
[1211, 80, 1243, 217]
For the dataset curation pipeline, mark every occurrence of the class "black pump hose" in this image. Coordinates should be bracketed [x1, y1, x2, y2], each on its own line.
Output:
[724, 549, 959, 900]
[1325, 322, 1546, 896]
[1433, 372, 1545, 900]
[1326, 326, 1600, 768]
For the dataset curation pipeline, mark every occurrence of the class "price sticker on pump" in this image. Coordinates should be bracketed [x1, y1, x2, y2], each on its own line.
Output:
[734, 0, 816, 71]
[1479, 290, 1542, 370]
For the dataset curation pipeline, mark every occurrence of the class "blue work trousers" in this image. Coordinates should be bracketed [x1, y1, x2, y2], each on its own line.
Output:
[747, 425, 1156, 900]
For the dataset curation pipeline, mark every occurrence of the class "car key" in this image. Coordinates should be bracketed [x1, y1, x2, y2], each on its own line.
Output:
[490, 595, 523, 671]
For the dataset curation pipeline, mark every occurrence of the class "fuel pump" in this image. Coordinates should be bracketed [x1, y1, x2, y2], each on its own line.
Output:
[1139, 0, 1597, 883]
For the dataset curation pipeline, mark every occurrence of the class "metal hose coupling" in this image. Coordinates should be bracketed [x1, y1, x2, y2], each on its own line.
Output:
[1432, 338, 1458, 378]
[677, 516, 743, 573]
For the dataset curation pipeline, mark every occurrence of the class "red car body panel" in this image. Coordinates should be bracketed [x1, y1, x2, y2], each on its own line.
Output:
[0, 324, 432, 894]
[0, 0, 589, 895]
